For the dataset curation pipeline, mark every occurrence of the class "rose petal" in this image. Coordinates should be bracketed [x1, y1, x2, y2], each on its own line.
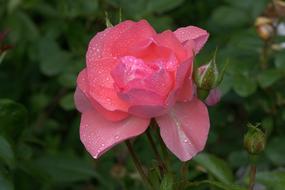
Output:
[77, 69, 129, 121]
[175, 56, 194, 102]
[156, 98, 210, 161]
[112, 20, 156, 56]
[74, 87, 93, 113]
[87, 20, 135, 60]
[174, 26, 209, 54]
[176, 76, 194, 102]
[154, 30, 187, 61]
[80, 109, 150, 159]
[86, 57, 129, 112]
[128, 105, 169, 118]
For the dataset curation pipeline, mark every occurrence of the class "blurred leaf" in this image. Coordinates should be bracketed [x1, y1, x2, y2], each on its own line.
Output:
[194, 153, 234, 184]
[59, 93, 75, 111]
[256, 171, 285, 190]
[148, 167, 161, 190]
[33, 154, 107, 185]
[266, 137, 285, 166]
[225, 0, 267, 19]
[0, 52, 7, 65]
[58, 0, 98, 18]
[275, 51, 285, 70]
[233, 75, 257, 97]
[187, 180, 246, 190]
[0, 173, 13, 190]
[160, 173, 174, 190]
[257, 69, 283, 88]
[8, 0, 21, 12]
[0, 136, 15, 169]
[210, 6, 248, 28]
[228, 150, 248, 168]
[38, 37, 71, 76]
[0, 99, 28, 138]
[147, 0, 184, 14]
[219, 74, 233, 95]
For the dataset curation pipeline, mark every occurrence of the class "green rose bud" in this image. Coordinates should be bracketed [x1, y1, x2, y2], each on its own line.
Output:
[194, 57, 219, 90]
[244, 123, 266, 155]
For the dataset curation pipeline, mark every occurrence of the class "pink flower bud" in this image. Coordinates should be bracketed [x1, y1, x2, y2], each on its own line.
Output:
[205, 88, 221, 106]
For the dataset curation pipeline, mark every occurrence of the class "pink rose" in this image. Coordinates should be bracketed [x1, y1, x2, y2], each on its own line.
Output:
[74, 20, 210, 161]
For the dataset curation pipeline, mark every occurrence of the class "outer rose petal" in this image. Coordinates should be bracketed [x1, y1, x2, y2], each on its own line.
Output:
[77, 69, 129, 121]
[87, 20, 135, 60]
[174, 26, 209, 54]
[112, 20, 156, 56]
[80, 109, 150, 159]
[156, 98, 210, 161]
[74, 87, 93, 113]
[154, 30, 187, 61]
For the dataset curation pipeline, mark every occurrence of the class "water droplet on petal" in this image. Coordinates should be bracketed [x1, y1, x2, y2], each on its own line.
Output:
[93, 155, 98, 159]
[184, 139, 188, 143]
[114, 135, 119, 139]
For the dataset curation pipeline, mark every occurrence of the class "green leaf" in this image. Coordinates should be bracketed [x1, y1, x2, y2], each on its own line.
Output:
[186, 180, 246, 190]
[38, 37, 70, 76]
[160, 173, 174, 190]
[194, 153, 234, 184]
[266, 137, 285, 166]
[256, 171, 285, 190]
[257, 69, 283, 88]
[233, 75, 257, 97]
[0, 52, 7, 65]
[0, 136, 15, 169]
[146, 0, 184, 14]
[33, 154, 108, 185]
[210, 6, 248, 28]
[59, 93, 75, 111]
[275, 51, 285, 70]
[228, 151, 248, 168]
[0, 99, 28, 138]
[0, 173, 13, 190]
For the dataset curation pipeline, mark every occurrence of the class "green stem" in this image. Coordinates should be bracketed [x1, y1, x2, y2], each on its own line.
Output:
[178, 162, 189, 189]
[152, 120, 170, 167]
[260, 41, 270, 70]
[125, 140, 153, 190]
[248, 164, 256, 190]
[146, 129, 167, 173]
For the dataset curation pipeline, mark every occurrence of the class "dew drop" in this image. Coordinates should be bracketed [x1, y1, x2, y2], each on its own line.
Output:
[93, 155, 98, 159]
[114, 135, 119, 139]
[184, 139, 188, 143]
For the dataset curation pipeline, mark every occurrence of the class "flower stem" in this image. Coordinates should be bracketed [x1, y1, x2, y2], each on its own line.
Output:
[125, 140, 153, 190]
[178, 162, 189, 189]
[146, 129, 167, 174]
[248, 155, 258, 190]
[248, 164, 256, 190]
[151, 120, 170, 168]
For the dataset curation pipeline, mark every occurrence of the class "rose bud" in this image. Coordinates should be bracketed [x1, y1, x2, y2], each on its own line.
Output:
[255, 17, 274, 41]
[244, 123, 266, 155]
[205, 88, 221, 106]
[273, 0, 285, 17]
[194, 51, 222, 99]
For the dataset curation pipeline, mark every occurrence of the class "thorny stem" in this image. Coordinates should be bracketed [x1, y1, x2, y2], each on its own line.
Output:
[146, 129, 167, 174]
[125, 140, 154, 190]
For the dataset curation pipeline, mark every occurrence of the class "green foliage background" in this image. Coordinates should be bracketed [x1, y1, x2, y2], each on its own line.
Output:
[1, 0, 285, 189]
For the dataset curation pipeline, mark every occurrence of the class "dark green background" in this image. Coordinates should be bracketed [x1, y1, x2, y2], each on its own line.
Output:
[1, 0, 285, 189]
